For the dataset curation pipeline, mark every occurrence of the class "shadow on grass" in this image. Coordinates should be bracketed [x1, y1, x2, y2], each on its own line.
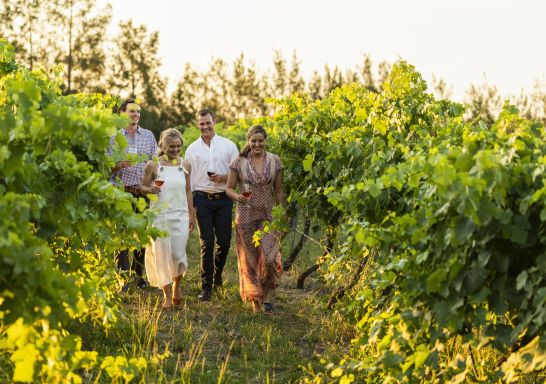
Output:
[70, 229, 352, 383]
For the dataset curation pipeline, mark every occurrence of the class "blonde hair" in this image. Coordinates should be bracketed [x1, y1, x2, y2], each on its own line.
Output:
[240, 125, 267, 157]
[157, 128, 183, 156]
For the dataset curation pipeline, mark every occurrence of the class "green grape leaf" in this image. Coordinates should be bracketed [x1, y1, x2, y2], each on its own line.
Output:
[302, 154, 314, 172]
[516, 271, 528, 291]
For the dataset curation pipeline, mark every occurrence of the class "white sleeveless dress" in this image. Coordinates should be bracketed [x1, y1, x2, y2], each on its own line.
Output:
[145, 161, 190, 288]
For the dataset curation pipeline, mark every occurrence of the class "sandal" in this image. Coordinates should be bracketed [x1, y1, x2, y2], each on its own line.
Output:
[264, 302, 274, 315]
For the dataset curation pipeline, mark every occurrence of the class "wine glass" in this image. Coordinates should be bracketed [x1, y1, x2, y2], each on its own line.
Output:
[207, 166, 215, 182]
[154, 175, 165, 189]
[240, 183, 252, 207]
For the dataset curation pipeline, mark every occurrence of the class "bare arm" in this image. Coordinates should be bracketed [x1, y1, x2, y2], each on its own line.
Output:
[273, 169, 287, 210]
[226, 170, 239, 200]
[183, 159, 196, 232]
[226, 169, 250, 204]
[140, 161, 161, 195]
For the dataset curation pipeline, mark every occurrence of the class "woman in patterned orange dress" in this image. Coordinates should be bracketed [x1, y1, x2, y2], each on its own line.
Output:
[226, 125, 286, 314]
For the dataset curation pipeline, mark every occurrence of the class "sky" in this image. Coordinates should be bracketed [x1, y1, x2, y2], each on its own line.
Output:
[100, 0, 546, 101]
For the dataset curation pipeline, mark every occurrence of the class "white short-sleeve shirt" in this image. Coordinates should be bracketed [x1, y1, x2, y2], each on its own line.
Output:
[185, 135, 239, 193]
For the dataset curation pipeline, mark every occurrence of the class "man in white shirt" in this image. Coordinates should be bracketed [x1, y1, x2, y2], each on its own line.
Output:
[185, 109, 239, 301]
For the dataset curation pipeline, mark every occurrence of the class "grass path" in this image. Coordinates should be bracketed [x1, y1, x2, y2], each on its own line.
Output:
[116, 230, 351, 383]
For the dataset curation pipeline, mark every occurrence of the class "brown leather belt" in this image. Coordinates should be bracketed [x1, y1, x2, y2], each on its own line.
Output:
[124, 185, 141, 195]
[194, 191, 227, 200]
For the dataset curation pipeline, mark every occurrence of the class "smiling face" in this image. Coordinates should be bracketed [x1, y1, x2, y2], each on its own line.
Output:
[164, 137, 182, 160]
[123, 103, 141, 126]
[248, 132, 266, 156]
[197, 113, 216, 142]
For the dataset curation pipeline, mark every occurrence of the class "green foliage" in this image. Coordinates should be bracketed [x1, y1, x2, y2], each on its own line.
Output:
[0, 39, 154, 382]
[252, 206, 290, 247]
[168, 52, 392, 128]
[255, 59, 546, 382]
[1, 26, 545, 380]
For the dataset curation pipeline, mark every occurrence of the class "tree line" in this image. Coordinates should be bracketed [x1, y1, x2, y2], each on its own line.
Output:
[1, 0, 545, 137]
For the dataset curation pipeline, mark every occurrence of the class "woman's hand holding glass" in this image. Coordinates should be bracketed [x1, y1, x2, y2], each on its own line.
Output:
[239, 183, 252, 207]
[148, 175, 164, 194]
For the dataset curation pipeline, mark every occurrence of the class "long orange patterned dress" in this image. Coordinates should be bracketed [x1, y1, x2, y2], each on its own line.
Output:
[229, 152, 283, 303]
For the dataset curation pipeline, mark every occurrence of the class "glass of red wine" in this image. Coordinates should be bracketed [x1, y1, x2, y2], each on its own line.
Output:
[240, 183, 252, 207]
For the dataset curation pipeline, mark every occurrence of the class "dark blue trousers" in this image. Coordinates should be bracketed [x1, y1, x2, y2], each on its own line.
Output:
[193, 193, 233, 291]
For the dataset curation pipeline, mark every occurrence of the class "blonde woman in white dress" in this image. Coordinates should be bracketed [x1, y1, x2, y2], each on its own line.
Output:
[141, 128, 196, 309]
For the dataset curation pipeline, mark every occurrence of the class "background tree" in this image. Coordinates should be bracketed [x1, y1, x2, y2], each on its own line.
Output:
[168, 55, 268, 127]
[166, 63, 200, 129]
[228, 54, 267, 121]
[431, 73, 453, 99]
[199, 57, 230, 122]
[107, 20, 168, 135]
[163, 48, 544, 134]
[307, 70, 323, 100]
[466, 79, 546, 125]
[321, 64, 343, 95]
[47, 0, 111, 93]
[271, 50, 288, 99]
[1, 0, 111, 93]
[344, 68, 360, 84]
[0, 0, 51, 70]
[287, 51, 305, 94]
[465, 81, 502, 124]
[378, 61, 392, 84]
[512, 81, 546, 124]
[359, 54, 378, 92]
[165, 51, 397, 127]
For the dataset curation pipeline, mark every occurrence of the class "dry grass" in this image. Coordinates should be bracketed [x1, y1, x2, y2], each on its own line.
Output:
[77, 227, 352, 383]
